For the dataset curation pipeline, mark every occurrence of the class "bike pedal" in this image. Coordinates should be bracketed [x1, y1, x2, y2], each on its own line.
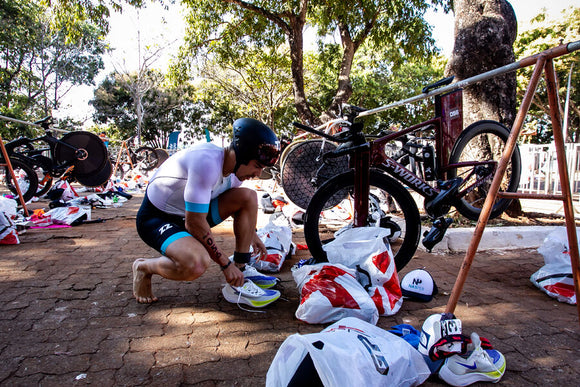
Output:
[422, 217, 453, 252]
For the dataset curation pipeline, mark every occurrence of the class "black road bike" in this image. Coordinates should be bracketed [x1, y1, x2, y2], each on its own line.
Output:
[291, 77, 522, 271]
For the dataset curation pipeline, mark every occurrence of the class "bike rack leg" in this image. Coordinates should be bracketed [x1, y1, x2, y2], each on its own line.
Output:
[444, 55, 580, 325]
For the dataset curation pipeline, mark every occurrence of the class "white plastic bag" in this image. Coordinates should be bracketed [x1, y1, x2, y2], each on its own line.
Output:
[44, 206, 91, 226]
[251, 219, 293, 272]
[530, 227, 578, 304]
[323, 227, 403, 316]
[292, 263, 379, 325]
[266, 317, 431, 387]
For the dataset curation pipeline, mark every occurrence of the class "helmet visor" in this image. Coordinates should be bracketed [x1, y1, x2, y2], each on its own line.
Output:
[257, 143, 281, 167]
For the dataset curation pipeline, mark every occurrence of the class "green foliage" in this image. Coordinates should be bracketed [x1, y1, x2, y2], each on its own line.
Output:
[176, 0, 451, 127]
[0, 0, 107, 139]
[193, 44, 296, 136]
[514, 6, 580, 143]
[90, 71, 196, 147]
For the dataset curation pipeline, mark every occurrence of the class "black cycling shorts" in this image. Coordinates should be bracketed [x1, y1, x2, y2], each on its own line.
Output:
[136, 194, 223, 255]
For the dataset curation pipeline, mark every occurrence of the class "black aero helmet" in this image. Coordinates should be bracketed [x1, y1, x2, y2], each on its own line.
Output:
[232, 118, 280, 172]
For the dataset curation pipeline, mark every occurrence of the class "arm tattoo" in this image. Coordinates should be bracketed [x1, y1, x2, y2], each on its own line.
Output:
[202, 231, 222, 261]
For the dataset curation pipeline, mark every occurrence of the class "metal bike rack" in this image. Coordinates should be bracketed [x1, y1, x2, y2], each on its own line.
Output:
[111, 140, 135, 177]
[443, 41, 580, 325]
[356, 41, 580, 324]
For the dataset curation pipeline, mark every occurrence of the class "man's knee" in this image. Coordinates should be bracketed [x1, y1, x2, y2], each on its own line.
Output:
[177, 257, 210, 281]
[238, 187, 258, 208]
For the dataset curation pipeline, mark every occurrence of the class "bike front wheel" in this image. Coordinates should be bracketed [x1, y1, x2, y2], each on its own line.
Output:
[447, 120, 521, 220]
[1, 158, 39, 202]
[303, 170, 422, 272]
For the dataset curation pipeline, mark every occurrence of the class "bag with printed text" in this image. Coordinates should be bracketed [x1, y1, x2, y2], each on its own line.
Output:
[322, 227, 403, 316]
[266, 316, 430, 387]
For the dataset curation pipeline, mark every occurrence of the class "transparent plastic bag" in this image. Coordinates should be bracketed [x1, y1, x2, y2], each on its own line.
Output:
[531, 227, 578, 304]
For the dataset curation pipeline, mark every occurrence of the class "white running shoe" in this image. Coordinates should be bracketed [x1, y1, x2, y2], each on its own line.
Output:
[242, 265, 279, 289]
[222, 279, 281, 308]
[438, 332, 506, 386]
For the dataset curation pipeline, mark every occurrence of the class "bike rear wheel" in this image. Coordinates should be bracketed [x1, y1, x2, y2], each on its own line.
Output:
[54, 131, 109, 177]
[303, 170, 421, 272]
[281, 139, 349, 210]
[1, 158, 39, 202]
[447, 120, 521, 220]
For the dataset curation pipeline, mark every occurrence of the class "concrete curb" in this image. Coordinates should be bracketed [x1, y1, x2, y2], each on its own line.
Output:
[419, 225, 575, 253]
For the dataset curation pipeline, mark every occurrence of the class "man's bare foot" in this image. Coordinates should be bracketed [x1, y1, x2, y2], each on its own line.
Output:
[133, 258, 157, 303]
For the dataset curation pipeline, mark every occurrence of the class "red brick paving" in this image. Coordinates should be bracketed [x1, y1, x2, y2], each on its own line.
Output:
[0, 193, 578, 386]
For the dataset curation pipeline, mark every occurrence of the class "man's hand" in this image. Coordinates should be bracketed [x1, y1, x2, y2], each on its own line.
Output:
[223, 263, 245, 287]
[251, 232, 267, 260]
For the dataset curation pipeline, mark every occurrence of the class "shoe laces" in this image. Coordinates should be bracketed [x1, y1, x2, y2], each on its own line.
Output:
[232, 280, 267, 314]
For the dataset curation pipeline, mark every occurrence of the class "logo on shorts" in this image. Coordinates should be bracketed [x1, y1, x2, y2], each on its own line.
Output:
[159, 224, 173, 235]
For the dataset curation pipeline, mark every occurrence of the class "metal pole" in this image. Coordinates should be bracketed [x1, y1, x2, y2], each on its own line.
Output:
[544, 59, 580, 323]
[357, 41, 580, 119]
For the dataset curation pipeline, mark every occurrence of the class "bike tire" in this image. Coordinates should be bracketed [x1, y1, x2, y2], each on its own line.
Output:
[75, 159, 113, 187]
[134, 146, 159, 171]
[303, 170, 422, 272]
[1, 158, 39, 202]
[30, 154, 53, 197]
[447, 120, 521, 220]
[154, 148, 169, 167]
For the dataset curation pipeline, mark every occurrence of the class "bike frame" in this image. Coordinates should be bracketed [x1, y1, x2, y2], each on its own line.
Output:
[344, 89, 497, 227]
[5, 127, 78, 178]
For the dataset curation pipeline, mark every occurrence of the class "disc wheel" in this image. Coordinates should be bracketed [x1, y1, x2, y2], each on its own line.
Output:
[134, 146, 159, 171]
[1, 158, 39, 202]
[75, 159, 113, 187]
[447, 120, 521, 220]
[303, 170, 421, 272]
[54, 131, 109, 178]
[281, 140, 349, 210]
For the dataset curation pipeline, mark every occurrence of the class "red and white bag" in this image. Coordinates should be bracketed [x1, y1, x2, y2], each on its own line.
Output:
[292, 263, 379, 325]
[323, 227, 403, 316]
[0, 197, 19, 245]
[531, 227, 578, 304]
[250, 220, 293, 272]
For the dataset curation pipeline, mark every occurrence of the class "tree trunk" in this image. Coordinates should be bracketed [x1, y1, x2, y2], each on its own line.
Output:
[445, 0, 517, 128]
[446, 0, 522, 216]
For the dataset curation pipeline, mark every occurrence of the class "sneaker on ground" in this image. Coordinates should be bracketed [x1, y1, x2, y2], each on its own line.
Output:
[243, 265, 278, 289]
[438, 332, 506, 386]
[222, 280, 281, 308]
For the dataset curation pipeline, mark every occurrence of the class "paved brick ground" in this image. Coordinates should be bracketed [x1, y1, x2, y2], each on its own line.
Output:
[1, 193, 579, 386]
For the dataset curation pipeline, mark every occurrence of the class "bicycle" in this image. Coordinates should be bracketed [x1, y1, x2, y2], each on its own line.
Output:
[1, 116, 111, 201]
[293, 76, 522, 271]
